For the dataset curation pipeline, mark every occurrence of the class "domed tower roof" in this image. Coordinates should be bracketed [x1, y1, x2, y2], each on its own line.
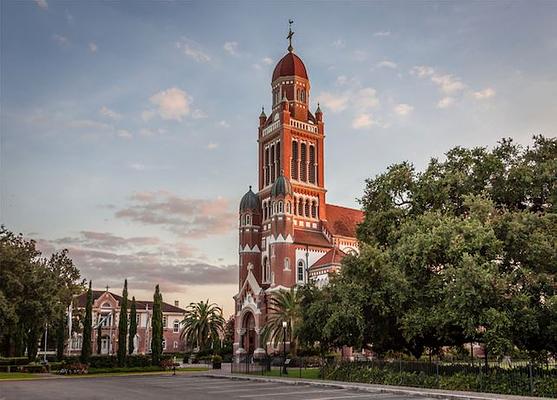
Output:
[239, 186, 260, 212]
[271, 174, 293, 197]
[272, 52, 308, 81]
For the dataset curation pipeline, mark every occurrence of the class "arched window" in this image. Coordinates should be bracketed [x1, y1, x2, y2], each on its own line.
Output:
[246, 214, 251, 225]
[270, 144, 275, 183]
[173, 320, 180, 333]
[276, 140, 281, 174]
[301, 89, 306, 103]
[298, 198, 303, 217]
[311, 201, 317, 218]
[284, 257, 290, 271]
[272, 202, 276, 215]
[297, 260, 305, 282]
[278, 201, 283, 213]
[286, 202, 291, 214]
[296, 88, 300, 101]
[309, 145, 316, 184]
[300, 143, 307, 181]
[304, 200, 310, 217]
[262, 257, 269, 282]
[291, 141, 299, 180]
[264, 148, 270, 186]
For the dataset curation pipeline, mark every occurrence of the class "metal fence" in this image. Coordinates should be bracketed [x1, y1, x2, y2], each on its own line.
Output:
[231, 356, 557, 397]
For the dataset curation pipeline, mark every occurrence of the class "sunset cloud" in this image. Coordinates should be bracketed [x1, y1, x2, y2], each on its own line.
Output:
[473, 88, 496, 99]
[114, 191, 236, 239]
[176, 37, 211, 63]
[149, 87, 192, 121]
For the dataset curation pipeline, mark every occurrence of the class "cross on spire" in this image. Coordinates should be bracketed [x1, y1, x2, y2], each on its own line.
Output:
[105, 284, 109, 292]
[287, 19, 294, 52]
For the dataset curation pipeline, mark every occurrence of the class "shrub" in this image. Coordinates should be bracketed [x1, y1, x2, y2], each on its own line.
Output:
[126, 355, 152, 368]
[59, 362, 88, 375]
[0, 357, 29, 366]
[160, 359, 178, 370]
[212, 355, 222, 363]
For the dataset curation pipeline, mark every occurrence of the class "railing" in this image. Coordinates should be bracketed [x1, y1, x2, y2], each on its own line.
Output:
[290, 118, 318, 133]
[262, 120, 281, 136]
[231, 356, 557, 397]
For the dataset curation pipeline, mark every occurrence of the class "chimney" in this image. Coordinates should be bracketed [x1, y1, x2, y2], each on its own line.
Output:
[174, 300, 179, 307]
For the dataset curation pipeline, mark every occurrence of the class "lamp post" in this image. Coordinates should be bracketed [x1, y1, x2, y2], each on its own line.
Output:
[282, 321, 288, 375]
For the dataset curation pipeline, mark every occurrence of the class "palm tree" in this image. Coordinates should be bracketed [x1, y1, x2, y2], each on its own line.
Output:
[180, 300, 225, 352]
[261, 288, 302, 355]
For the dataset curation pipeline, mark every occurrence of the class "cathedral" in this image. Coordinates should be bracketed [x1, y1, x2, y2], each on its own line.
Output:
[233, 28, 363, 358]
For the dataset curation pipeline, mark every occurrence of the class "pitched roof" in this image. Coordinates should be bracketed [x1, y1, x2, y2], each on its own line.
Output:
[311, 247, 347, 270]
[74, 290, 185, 313]
[325, 204, 364, 238]
[293, 229, 333, 248]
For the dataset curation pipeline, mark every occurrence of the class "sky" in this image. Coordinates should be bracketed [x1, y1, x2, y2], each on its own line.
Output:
[1, 0, 556, 316]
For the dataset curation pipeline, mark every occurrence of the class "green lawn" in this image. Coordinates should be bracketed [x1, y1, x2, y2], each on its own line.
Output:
[0, 372, 50, 380]
[0, 367, 209, 381]
[250, 367, 321, 380]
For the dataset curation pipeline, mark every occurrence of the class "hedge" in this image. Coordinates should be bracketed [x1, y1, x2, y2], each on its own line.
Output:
[323, 362, 557, 398]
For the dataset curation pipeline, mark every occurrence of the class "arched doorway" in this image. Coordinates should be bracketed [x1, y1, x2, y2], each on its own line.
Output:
[242, 312, 256, 355]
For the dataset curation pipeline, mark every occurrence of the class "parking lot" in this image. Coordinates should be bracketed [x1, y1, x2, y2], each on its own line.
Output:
[0, 374, 437, 400]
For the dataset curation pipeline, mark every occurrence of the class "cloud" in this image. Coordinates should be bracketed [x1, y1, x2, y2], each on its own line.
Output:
[218, 120, 230, 128]
[99, 106, 121, 120]
[176, 38, 211, 63]
[89, 42, 98, 53]
[53, 231, 161, 250]
[223, 41, 239, 56]
[318, 92, 349, 112]
[318, 86, 379, 114]
[141, 110, 155, 121]
[473, 88, 496, 99]
[207, 142, 219, 150]
[332, 39, 346, 49]
[261, 57, 273, 65]
[65, 9, 74, 24]
[352, 113, 378, 129]
[191, 109, 207, 119]
[114, 191, 236, 239]
[353, 50, 367, 61]
[149, 87, 191, 121]
[117, 129, 132, 139]
[36, 236, 234, 292]
[52, 34, 70, 47]
[139, 128, 165, 137]
[356, 87, 380, 109]
[34, 0, 48, 9]
[373, 31, 391, 37]
[376, 60, 397, 69]
[394, 103, 414, 116]
[437, 97, 455, 109]
[431, 74, 465, 94]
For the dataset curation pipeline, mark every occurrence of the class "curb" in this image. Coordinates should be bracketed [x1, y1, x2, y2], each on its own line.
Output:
[199, 373, 551, 400]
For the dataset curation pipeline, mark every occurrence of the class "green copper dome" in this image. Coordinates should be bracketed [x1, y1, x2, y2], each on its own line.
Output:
[271, 174, 293, 197]
[239, 186, 260, 212]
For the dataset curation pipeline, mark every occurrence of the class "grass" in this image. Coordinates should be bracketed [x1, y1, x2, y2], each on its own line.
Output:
[248, 367, 321, 380]
[0, 367, 209, 381]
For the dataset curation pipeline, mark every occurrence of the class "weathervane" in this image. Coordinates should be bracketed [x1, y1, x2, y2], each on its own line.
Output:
[287, 19, 294, 52]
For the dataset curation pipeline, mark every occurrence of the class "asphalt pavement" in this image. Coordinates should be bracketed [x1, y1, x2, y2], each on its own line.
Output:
[0, 374, 436, 400]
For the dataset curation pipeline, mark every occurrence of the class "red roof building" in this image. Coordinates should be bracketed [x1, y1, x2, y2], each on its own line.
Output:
[234, 25, 363, 358]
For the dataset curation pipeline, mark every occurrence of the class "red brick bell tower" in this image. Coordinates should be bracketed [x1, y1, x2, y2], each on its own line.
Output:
[233, 22, 363, 360]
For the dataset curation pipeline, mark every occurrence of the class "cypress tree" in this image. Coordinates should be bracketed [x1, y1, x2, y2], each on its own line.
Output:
[96, 323, 102, 354]
[80, 281, 93, 363]
[151, 284, 163, 365]
[128, 297, 137, 355]
[117, 279, 128, 366]
[56, 310, 66, 361]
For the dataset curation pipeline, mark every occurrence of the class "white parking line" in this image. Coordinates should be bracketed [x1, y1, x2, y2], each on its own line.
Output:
[208, 384, 285, 394]
[304, 395, 378, 400]
[239, 389, 347, 398]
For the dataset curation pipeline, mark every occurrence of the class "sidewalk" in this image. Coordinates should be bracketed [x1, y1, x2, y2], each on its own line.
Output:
[200, 369, 553, 400]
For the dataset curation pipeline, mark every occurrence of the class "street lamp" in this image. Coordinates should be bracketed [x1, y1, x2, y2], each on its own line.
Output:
[282, 321, 288, 375]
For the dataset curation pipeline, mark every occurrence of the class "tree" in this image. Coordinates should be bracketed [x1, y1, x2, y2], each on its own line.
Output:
[96, 323, 102, 355]
[151, 285, 163, 365]
[128, 297, 137, 355]
[117, 279, 128, 366]
[80, 281, 93, 363]
[0, 227, 82, 359]
[261, 288, 302, 355]
[55, 310, 66, 361]
[180, 300, 225, 352]
[301, 136, 557, 360]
